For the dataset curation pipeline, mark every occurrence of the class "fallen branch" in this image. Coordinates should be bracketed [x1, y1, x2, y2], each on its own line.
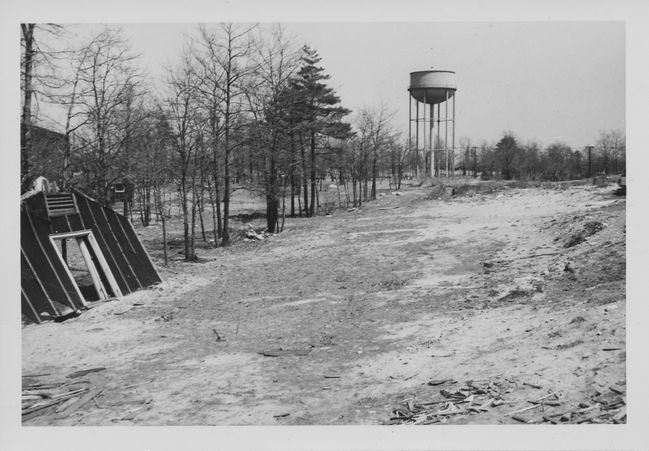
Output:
[506, 403, 542, 416]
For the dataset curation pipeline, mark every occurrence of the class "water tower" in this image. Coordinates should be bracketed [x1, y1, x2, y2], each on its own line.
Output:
[408, 70, 457, 178]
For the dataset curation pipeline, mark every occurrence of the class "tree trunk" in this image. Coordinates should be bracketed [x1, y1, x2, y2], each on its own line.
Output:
[371, 154, 377, 201]
[180, 179, 192, 261]
[266, 152, 279, 233]
[207, 177, 219, 247]
[222, 82, 231, 245]
[300, 134, 309, 217]
[21, 24, 35, 193]
[309, 130, 317, 217]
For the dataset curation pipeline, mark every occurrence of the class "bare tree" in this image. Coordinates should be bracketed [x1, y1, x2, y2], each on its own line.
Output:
[199, 23, 257, 245]
[355, 104, 396, 200]
[596, 130, 625, 175]
[72, 27, 144, 204]
[20, 23, 67, 192]
[164, 54, 201, 261]
[246, 25, 300, 232]
[192, 25, 226, 246]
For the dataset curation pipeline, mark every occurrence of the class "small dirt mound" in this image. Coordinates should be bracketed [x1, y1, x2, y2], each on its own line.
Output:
[563, 221, 605, 248]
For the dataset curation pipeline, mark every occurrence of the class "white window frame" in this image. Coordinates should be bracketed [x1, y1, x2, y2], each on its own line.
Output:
[49, 230, 123, 305]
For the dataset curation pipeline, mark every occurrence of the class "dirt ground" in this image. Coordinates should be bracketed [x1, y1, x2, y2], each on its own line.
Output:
[21, 180, 626, 426]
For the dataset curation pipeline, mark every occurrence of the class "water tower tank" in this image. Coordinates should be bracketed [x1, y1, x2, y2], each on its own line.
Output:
[409, 70, 457, 104]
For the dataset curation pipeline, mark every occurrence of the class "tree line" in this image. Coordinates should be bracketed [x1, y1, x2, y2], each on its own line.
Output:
[21, 24, 625, 263]
[456, 131, 625, 182]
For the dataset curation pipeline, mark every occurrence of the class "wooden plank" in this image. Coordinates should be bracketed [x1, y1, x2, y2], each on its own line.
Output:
[21, 245, 60, 317]
[77, 237, 109, 300]
[67, 213, 84, 231]
[21, 288, 41, 324]
[115, 213, 162, 286]
[47, 235, 88, 307]
[86, 196, 139, 292]
[23, 206, 84, 310]
[109, 210, 154, 288]
[99, 205, 142, 290]
[110, 208, 137, 253]
[75, 193, 131, 294]
[57, 388, 102, 418]
[50, 215, 71, 234]
[86, 233, 122, 297]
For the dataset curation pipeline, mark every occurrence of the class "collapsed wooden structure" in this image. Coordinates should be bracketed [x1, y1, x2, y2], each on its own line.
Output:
[21, 190, 161, 323]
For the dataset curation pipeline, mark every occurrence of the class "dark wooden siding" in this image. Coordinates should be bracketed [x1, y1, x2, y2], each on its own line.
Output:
[74, 191, 161, 291]
[21, 190, 161, 324]
[21, 206, 86, 319]
[74, 193, 135, 294]
[115, 213, 161, 287]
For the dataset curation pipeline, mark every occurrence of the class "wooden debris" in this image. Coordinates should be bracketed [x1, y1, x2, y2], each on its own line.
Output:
[273, 413, 290, 418]
[22, 390, 82, 420]
[103, 398, 151, 407]
[51, 387, 89, 399]
[529, 400, 561, 407]
[612, 407, 626, 423]
[54, 396, 80, 413]
[259, 348, 312, 357]
[533, 392, 559, 402]
[506, 403, 542, 416]
[57, 388, 103, 417]
[427, 379, 454, 386]
[609, 385, 625, 395]
[67, 367, 106, 379]
[511, 415, 528, 423]
[523, 382, 542, 389]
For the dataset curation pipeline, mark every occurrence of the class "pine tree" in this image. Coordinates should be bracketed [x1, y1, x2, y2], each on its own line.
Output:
[289, 46, 352, 217]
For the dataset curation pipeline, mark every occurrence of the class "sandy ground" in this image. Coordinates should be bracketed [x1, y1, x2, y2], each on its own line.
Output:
[21, 181, 626, 426]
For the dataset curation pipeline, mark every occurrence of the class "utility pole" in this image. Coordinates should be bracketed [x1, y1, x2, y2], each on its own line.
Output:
[585, 145, 594, 178]
[471, 146, 478, 178]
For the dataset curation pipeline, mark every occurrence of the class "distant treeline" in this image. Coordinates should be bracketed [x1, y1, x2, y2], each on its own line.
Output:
[455, 130, 625, 182]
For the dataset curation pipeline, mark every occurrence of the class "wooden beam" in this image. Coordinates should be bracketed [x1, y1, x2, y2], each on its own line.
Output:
[23, 206, 79, 310]
[77, 237, 109, 300]
[76, 194, 130, 293]
[21, 247, 59, 316]
[117, 214, 163, 284]
[47, 236, 88, 307]
[21, 287, 41, 324]
[86, 232, 123, 297]
[98, 205, 142, 289]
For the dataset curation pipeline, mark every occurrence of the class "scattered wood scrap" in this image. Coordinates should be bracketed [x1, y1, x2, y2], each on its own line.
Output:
[388, 377, 515, 425]
[259, 348, 312, 357]
[384, 378, 626, 425]
[22, 374, 100, 422]
[67, 367, 106, 379]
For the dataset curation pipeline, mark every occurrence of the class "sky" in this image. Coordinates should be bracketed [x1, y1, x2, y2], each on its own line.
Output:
[49, 21, 626, 150]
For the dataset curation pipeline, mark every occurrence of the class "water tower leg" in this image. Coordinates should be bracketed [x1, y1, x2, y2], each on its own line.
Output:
[430, 103, 435, 179]
[408, 94, 412, 178]
[445, 90, 449, 177]
[437, 103, 441, 176]
[415, 100, 420, 180]
[452, 94, 456, 178]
